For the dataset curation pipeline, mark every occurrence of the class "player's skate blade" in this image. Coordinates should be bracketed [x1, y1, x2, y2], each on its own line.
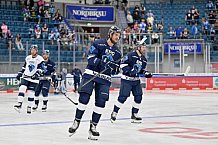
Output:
[88, 133, 99, 141]
[110, 112, 117, 123]
[14, 103, 22, 113]
[88, 121, 100, 140]
[68, 119, 80, 137]
[131, 113, 142, 123]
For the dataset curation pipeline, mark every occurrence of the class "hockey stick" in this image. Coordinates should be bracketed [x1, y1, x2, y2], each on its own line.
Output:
[78, 57, 123, 91]
[49, 80, 78, 105]
[153, 66, 191, 76]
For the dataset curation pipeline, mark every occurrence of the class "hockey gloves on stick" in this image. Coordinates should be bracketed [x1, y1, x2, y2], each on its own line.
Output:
[31, 73, 40, 79]
[101, 53, 117, 71]
[144, 71, 153, 78]
[16, 73, 22, 80]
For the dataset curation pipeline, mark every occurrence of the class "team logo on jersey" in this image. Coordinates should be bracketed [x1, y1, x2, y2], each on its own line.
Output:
[136, 60, 142, 66]
[89, 46, 96, 53]
[28, 64, 35, 72]
[105, 49, 115, 56]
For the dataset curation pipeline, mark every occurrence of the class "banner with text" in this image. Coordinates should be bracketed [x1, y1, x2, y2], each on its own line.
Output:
[66, 5, 115, 22]
[146, 77, 213, 90]
[164, 42, 203, 54]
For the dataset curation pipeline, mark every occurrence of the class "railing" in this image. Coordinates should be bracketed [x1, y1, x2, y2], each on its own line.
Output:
[0, 32, 215, 74]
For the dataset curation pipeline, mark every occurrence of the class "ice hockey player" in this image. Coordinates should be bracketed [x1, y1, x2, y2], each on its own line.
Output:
[68, 26, 122, 140]
[110, 38, 153, 123]
[32, 50, 56, 112]
[71, 65, 82, 92]
[14, 45, 44, 114]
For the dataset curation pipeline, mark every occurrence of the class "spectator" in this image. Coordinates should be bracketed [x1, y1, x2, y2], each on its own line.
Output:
[38, 6, 45, 23]
[156, 20, 164, 33]
[174, 26, 183, 39]
[191, 23, 198, 38]
[42, 23, 48, 39]
[44, 10, 51, 22]
[48, 29, 54, 44]
[147, 15, 154, 27]
[140, 4, 146, 15]
[121, 0, 128, 11]
[23, 6, 30, 21]
[1, 22, 8, 38]
[215, 0, 218, 10]
[54, 29, 60, 42]
[35, 27, 41, 39]
[167, 26, 175, 39]
[0, 26, 3, 39]
[147, 22, 153, 33]
[37, 0, 45, 10]
[185, 10, 193, 25]
[202, 18, 209, 36]
[24, 0, 34, 10]
[208, 10, 216, 24]
[147, 10, 154, 18]
[15, 34, 24, 51]
[133, 5, 140, 13]
[206, 0, 214, 11]
[105, 0, 111, 4]
[133, 11, 140, 22]
[126, 11, 133, 28]
[53, 9, 62, 23]
[210, 24, 216, 41]
[94, 0, 103, 4]
[6, 30, 14, 50]
[29, 25, 34, 39]
[59, 25, 66, 38]
[140, 19, 147, 33]
[182, 27, 189, 39]
[49, 4, 55, 18]
[30, 7, 37, 21]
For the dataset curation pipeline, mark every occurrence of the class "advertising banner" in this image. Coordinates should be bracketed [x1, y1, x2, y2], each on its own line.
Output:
[66, 5, 115, 22]
[164, 43, 202, 54]
[0, 76, 19, 91]
[146, 77, 213, 90]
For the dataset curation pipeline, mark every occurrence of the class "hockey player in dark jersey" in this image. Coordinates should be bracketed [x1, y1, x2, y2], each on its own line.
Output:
[14, 45, 44, 114]
[71, 65, 82, 92]
[68, 26, 122, 140]
[110, 38, 153, 123]
[33, 50, 56, 112]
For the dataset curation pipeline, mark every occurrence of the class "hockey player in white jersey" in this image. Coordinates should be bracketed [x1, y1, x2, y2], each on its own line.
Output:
[14, 45, 44, 114]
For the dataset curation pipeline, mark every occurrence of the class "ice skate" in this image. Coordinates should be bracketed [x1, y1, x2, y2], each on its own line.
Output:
[131, 113, 142, 123]
[27, 106, 31, 114]
[110, 112, 117, 123]
[32, 104, 38, 111]
[14, 103, 22, 113]
[42, 105, 47, 112]
[68, 119, 80, 137]
[88, 121, 100, 140]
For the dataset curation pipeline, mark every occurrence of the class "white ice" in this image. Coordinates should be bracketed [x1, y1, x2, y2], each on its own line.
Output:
[0, 90, 218, 145]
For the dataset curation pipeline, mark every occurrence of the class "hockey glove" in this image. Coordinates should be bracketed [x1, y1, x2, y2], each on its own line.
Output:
[105, 61, 119, 71]
[16, 73, 22, 80]
[144, 71, 153, 78]
[31, 73, 40, 79]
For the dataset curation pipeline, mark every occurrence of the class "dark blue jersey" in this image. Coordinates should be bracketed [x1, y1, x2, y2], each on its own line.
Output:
[84, 38, 121, 85]
[71, 68, 82, 79]
[121, 51, 147, 80]
[42, 59, 56, 76]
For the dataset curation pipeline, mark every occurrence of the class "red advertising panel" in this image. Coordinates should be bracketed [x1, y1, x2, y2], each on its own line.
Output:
[146, 77, 213, 90]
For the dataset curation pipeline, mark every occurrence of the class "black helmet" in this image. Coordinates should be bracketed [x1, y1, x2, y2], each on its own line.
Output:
[108, 25, 122, 36]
